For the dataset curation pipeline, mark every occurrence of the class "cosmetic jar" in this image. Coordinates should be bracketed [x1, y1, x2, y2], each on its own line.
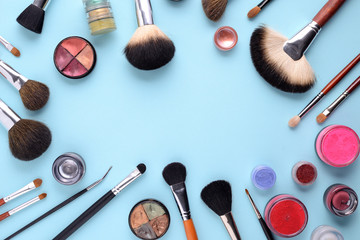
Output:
[129, 199, 170, 240]
[52, 153, 86, 185]
[316, 125, 360, 167]
[323, 184, 358, 217]
[311, 225, 344, 240]
[83, 0, 116, 35]
[292, 161, 317, 186]
[251, 165, 276, 190]
[214, 26, 238, 51]
[265, 194, 308, 238]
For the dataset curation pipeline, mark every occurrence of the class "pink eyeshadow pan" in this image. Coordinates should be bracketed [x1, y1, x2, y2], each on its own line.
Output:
[54, 46, 74, 70]
[63, 59, 88, 77]
[76, 45, 94, 70]
[61, 38, 87, 56]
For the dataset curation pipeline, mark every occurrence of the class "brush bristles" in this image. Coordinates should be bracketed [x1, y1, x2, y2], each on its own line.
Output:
[16, 4, 45, 34]
[19, 80, 49, 111]
[250, 26, 316, 93]
[124, 25, 175, 70]
[8, 119, 51, 161]
[247, 6, 261, 18]
[316, 113, 327, 123]
[201, 180, 232, 216]
[288, 116, 301, 128]
[162, 162, 186, 186]
[39, 193, 47, 200]
[10, 48, 20, 57]
[33, 178, 42, 188]
[202, 0, 228, 22]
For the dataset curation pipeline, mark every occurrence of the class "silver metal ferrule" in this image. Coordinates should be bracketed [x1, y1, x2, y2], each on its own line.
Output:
[283, 21, 321, 61]
[135, 0, 154, 27]
[220, 212, 241, 240]
[8, 196, 40, 216]
[4, 182, 36, 203]
[33, 0, 50, 10]
[111, 168, 142, 195]
[298, 92, 325, 118]
[0, 60, 28, 90]
[0, 99, 21, 131]
[86, 167, 112, 191]
[170, 182, 191, 221]
[323, 92, 349, 117]
[0, 36, 12, 52]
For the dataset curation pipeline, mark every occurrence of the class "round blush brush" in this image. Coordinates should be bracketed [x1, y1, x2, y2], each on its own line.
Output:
[0, 59, 49, 111]
[247, 0, 272, 19]
[0, 99, 51, 161]
[202, 0, 228, 22]
[0, 179, 42, 206]
[124, 0, 175, 70]
[162, 162, 198, 240]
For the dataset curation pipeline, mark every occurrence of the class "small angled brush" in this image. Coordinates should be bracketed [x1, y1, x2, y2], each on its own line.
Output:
[0, 194, 46, 222]
[202, 0, 228, 22]
[0, 36, 20, 57]
[0, 179, 42, 207]
[163, 162, 198, 240]
[0, 59, 49, 111]
[247, 0, 272, 19]
[201, 180, 241, 240]
[5, 167, 111, 240]
[53, 164, 146, 240]
[17, 0, 50, 34]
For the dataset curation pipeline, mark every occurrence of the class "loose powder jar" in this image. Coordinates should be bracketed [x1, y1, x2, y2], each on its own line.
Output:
[311, 225, 344, 240]
[251, 165, 276, 190]
[52, 152, 86, 185]
[292, 161, 317, 186]
[323, 184, 358, 217]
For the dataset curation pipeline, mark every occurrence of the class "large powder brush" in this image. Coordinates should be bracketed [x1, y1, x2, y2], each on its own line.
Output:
[250, 0, 346, 93]
[17, 0, 50, 34]
[202, 0, 228, 22]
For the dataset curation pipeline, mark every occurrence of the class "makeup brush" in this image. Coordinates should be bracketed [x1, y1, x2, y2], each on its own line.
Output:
[0, 194, 46, 222]
[250, 0, 346, 93]
[124, 0, 175, 70]
[245, 189, 274, 240]
[17, 0, 49, 34]
[317, 76, 360, 124]
[201, 0, 228, 22]
[162, 162, 198, 240]
[0, 99, 51, 161]
[0, 36, 20, 57]
[5, 167, 112, 240]
[247, 0, 272, 19]
[0, 179, 42, 207]
[201, 180, 241, 240]
[289, 53, 360, 128]
[0, 59, 49, 111]
[53, 164, 146, 240]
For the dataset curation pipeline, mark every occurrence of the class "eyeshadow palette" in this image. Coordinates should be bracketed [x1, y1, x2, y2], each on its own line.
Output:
[54, 36, 96, 79]
[129, 199, 170, 240]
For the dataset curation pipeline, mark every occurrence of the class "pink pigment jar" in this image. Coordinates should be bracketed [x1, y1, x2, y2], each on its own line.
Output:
[315, 125, 360, 167]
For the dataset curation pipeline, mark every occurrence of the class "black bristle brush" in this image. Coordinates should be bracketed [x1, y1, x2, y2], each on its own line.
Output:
[250, 0, 346, 93]
[17, 0, 50, 34]
[0, 99, 51, 160]
[124, 0, 175, 70]
[0, 59, 49, 111]
[201, 180, 241, 240]
[162, 162, 198, 240]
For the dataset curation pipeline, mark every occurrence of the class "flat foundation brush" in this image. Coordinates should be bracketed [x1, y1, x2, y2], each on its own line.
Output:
[0, 36, 20, 57]
[17, 0, 50, 34]
[53, 164, 146, 240]
[162, 162, 198, 240]
[201, 180, 241, 240]
[0, 179, 42, 206]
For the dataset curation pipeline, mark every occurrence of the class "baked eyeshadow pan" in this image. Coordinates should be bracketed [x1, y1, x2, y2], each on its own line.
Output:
[54, 36, 96, 79]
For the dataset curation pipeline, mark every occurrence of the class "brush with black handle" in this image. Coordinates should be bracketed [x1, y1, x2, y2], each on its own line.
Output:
[53, 164, 146, 240]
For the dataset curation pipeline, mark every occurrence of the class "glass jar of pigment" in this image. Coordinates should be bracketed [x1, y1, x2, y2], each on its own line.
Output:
[316, 125, 360, 167]
[83, 0, 116, 35]
[323, 184, 358, 217]
[292, 161, 317, 186]
[52, 152, 86, 185]
[251, 165, 276, 190]
[264, 194, 308, 238]
[311, 225, 344, 240]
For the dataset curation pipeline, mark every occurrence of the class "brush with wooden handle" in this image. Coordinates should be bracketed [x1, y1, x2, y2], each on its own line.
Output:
[0, 179, 42, 206]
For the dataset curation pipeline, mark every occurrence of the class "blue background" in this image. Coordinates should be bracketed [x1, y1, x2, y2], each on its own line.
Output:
[0, 0, 360, 239]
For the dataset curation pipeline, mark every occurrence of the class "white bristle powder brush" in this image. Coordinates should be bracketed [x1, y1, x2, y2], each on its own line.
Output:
[0, 179, 42, 206]
[0, 36, 20, 57]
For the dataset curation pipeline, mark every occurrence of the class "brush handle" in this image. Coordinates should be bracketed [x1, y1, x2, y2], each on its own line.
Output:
[53, 190, 115, 240]
[313, 0, 346, 27]
[221, 212, 241, 240]
[0, 60, 28, 90]
[0, 198, 5, 206]
[0, 212, 10, 222]
[0, 99, 21, 131]
[258, 218, 274, 240]
[345, 76, 360, 94]
[184, 219, 198, 240]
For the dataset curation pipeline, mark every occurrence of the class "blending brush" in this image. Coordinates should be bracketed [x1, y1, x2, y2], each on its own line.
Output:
[317, 76, 360, 124]
[245, 189, 274, 240]
[17, 0, 50, 34]
[247, 0, 272, 19]
[289, 53, 360, 128]
[0, 179, 42, 207]
[0, 194, 47, 222]
[202, 0, 228, 22]
[250, 0, 346, 93]
[124, 0, 175, 70]
[0, 99, 51, 160]
[0, 59, 49, 111]
[0, 36, 20, 57]
[53, 164, 146, 240]
[5, 167, 112, 240]
[201, 180, 241, 240]
[162, 162, 198, 240]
